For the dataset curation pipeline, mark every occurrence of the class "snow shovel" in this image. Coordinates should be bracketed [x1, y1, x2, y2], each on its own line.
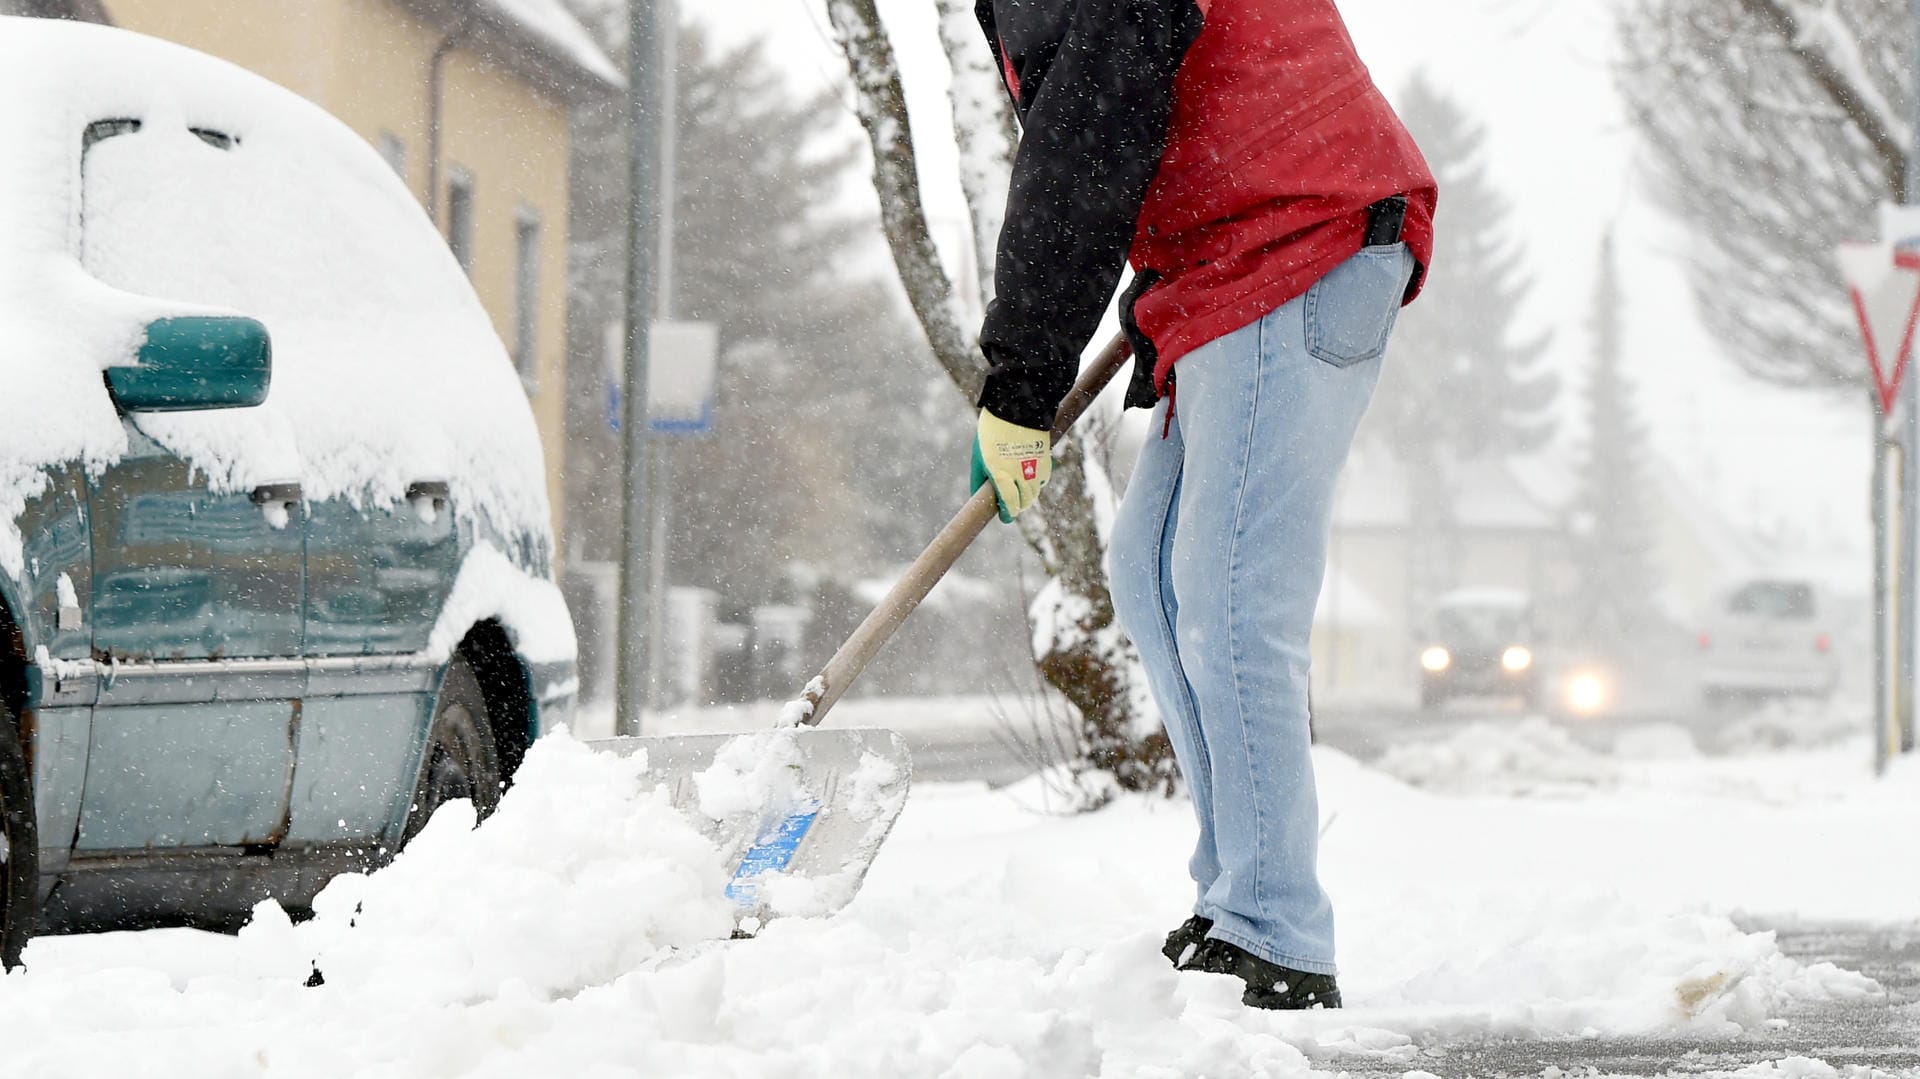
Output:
[589, 334, 1132, 927]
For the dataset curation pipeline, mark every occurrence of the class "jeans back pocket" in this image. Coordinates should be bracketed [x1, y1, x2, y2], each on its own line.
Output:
[1305, 243, 1415, 368]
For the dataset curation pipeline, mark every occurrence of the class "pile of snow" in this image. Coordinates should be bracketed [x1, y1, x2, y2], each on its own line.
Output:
[1375, 716, 1619, 794]
[248, 735, 736, 1004]
[690, 729, 818, 820]
[1611, 722, 1703, 760]
[2, 722, 1905, 1076]
[0, 19, 556, 606]
[1712, 701, 1863, 755]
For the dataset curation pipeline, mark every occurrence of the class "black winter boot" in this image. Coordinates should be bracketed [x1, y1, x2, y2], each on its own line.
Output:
[1161, 915, 1213, 967]
[1180, 938, 1342, 1010]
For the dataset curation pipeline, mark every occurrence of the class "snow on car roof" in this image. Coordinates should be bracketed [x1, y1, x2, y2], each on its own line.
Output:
[0, 17, 551, 581]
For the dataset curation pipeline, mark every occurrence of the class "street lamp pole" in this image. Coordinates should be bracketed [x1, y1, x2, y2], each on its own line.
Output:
[616, 0, 661, 737]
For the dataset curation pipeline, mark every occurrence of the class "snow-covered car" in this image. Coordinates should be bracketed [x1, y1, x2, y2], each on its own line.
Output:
[1417, 588, 1540, 710]
[0, 19, 576, 964]
[1696, 578, 1839, 705]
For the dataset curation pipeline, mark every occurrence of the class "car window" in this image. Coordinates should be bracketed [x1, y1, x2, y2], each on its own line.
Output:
[1726, 581, 1815, 620]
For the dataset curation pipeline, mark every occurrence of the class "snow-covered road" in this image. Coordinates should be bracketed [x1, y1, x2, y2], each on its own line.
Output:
[3, 712, 1913, 1078]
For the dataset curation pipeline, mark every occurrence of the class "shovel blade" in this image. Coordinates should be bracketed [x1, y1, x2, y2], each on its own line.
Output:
[586, 727, 911, 926]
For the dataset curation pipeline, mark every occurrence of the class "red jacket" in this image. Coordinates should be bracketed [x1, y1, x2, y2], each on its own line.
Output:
[1130, 0, 1436, 392]
[976, 0, 1437, 427]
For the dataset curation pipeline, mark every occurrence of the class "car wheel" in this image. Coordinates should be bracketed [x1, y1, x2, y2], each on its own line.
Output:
[401, 656, 502, 847]
[0, 699, 38, 969]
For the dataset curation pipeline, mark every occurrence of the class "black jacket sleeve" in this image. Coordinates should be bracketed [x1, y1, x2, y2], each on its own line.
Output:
[976, 0, 1204, 430]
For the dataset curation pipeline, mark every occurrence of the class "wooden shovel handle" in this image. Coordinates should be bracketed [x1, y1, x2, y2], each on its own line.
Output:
[797, 333, 1133, 727]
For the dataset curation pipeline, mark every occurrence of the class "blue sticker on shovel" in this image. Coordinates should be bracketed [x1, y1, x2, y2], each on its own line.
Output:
[726, 802, 821, 908]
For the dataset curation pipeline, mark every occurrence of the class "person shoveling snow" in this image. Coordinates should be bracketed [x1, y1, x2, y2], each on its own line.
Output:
[966, 0, 1436, 1009]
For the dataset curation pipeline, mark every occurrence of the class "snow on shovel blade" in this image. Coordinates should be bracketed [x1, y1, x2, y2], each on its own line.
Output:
[586, 727, 910, 927]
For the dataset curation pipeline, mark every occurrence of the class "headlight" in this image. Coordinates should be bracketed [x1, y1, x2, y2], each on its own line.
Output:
[1421, 646, 1452, 673]
[1566, 672, 1608, 715]
[1502, 646, 1533, 673]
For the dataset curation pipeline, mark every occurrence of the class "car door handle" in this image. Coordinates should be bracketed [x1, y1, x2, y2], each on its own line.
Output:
[406, 480, 450, 515]
[253, 479, 301, 503]
[249, 482, 302, 510]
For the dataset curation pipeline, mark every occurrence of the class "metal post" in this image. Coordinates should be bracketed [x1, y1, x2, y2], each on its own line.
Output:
[616, 0, 661, 738]
[1900, 0, 1920, 760]
[646, 442, 672, 706]
[644, 0, 678, 710]
[1877, 442, 1904, 773]
[657, 1, 678, 321]
[1904, 361, 1920, 760]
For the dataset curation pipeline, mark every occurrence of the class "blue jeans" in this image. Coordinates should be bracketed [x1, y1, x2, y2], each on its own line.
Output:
[1109, 243, 1415, 975]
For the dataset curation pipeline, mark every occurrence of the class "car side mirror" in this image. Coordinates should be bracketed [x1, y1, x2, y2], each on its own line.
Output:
[105, 316, 272, 412]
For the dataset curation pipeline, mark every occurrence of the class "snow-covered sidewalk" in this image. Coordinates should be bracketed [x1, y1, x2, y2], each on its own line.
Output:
[3, 716, 1910, 1077]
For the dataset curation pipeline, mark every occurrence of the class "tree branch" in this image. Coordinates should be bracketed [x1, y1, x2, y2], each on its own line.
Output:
[1736, 0, 1908, 187]
[825, 0, 983, 398]
[825, 0, 1172, 795]
[1616, 0, 1893, 393]
[933, 0, 1018, 311]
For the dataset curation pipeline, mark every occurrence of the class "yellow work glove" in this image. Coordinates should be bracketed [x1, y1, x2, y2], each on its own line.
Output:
[970, 409, 1052, 523]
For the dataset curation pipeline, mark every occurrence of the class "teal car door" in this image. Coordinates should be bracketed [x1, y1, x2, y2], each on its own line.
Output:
[14, 467, 94, 877]
[78, 427, 306, 851]
[305, 483, 456, 656]
[75, 119, 303, 852]
[289, 484, 459, 847]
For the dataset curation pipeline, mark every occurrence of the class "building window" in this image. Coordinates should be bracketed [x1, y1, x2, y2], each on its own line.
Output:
[513, 208, 541, 389]
[376, 132, 406, 179]
[445, 167, 474, 274]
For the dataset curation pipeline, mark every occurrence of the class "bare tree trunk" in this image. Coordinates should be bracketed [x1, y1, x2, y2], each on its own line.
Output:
[1733, 0, 1908, 183]
[828, 0, 1174, 796]
[827, 0, 980, 397]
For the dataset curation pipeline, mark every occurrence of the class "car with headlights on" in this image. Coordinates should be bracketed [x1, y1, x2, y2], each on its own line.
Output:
[0, 19, 577, 967]
[1417, 588, 1539, 710]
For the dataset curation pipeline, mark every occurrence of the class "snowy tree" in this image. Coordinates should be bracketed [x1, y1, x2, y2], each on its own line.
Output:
[1565, 232, 1665, 651]
[828, 0, 1173, 795]
[1618, 0, 1906, 394]
[1361, 73, 1555, 612]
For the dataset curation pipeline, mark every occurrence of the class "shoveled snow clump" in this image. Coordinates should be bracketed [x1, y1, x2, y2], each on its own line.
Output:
[247, 734, 735, 1004]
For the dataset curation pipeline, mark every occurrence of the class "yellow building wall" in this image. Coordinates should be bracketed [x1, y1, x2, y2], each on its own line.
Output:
[102, 0, 571, 550]
[437, 49, 573, 546]
[93, 0, 343, 104]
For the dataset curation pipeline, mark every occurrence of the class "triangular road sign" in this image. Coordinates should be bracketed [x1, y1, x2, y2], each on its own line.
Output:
[1838, 242, 1920, 415]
